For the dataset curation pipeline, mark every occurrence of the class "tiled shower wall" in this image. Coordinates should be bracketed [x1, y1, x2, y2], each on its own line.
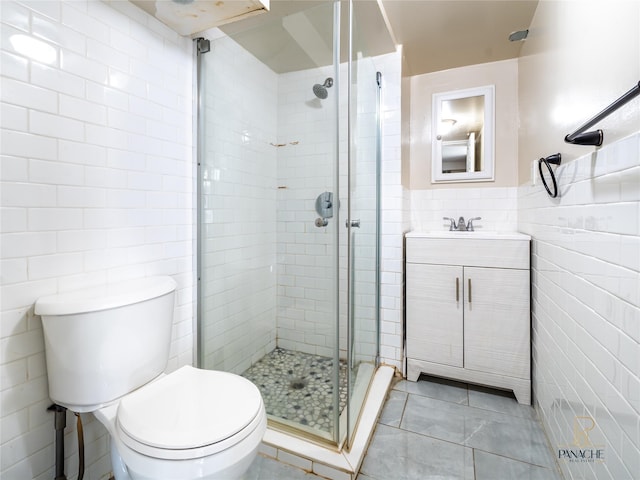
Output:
[275, 55, 391, 365]
[275, 65, 338, 358]
[197, 32, 404, 372]
[519, 133, 640, 479]
[199, 33, 278, 374]
[0, 1, 193, 478]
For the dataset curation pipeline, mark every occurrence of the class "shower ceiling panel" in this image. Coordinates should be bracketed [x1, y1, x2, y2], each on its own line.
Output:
[129, 0, 270, 36]
[216, 1, 396, 73]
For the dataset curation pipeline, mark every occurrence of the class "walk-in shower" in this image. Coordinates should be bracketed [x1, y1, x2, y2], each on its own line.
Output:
[195, 0, 382, 451]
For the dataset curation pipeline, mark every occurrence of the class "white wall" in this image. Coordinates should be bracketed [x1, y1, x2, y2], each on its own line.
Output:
[406, 59, 521, 253]
[408, 58, 520, 189]
[518, 1, 639, 180]
[0, 1, 194, 478]
[518, 2, 640, 479]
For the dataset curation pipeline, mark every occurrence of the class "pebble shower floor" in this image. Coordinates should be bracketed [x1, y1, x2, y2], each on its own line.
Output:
[241, 348, 348, 434]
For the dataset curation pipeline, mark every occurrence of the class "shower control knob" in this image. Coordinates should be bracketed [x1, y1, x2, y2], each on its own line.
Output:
[315, 217, 329, 227]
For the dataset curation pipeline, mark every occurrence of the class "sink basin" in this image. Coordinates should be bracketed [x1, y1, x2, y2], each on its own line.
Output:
[406, 231, 531, 241]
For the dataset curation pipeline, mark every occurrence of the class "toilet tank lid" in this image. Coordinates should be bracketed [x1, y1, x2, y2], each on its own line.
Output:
[35, 276, 177, 316]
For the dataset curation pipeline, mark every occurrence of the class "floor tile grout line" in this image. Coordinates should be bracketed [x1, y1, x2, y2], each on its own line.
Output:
[470, 445, 561, 471]
[403, 390, 542, 426]
[394, 383, 539, 422]
[398, 390, 409, 427]
[397, 421, 557, 470]
[379, 399, 559, 472]
[472, 447, 477, 480]
[374, 422, 475, 451]
[366, 422, 559, 479]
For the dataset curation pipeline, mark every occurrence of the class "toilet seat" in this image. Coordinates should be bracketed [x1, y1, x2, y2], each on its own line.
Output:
[116, 366, 264, 460]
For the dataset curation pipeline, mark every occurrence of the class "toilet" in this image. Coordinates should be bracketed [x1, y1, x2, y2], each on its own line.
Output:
[35, 276, 266, 480]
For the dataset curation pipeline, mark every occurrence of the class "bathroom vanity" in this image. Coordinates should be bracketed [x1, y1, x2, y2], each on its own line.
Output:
[405, 231, 531, 404]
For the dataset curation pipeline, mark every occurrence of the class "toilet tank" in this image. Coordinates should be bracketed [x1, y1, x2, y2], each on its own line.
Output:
[35, 276, 177, 412]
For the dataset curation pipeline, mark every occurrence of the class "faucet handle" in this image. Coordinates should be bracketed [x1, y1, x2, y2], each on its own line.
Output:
[443, 217, 457, 231]
[466, 217, 482, 232]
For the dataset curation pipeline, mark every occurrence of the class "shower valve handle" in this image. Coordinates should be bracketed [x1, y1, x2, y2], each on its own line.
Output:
[346, 219, 360, 228]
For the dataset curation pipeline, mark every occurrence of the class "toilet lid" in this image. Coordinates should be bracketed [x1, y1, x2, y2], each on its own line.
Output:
[117, 366, 263, 457]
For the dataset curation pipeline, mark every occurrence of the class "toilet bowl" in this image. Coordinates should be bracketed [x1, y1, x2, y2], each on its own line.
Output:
[35, 276, 266, 480]
[96, 366, 266, 480]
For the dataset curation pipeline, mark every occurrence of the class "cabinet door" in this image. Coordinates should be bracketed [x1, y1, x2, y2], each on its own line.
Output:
[406, 263, 463, 367]
[463, 267, 530, 379]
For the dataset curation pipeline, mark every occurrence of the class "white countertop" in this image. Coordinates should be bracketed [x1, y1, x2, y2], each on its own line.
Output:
[406, 231, 531, 241]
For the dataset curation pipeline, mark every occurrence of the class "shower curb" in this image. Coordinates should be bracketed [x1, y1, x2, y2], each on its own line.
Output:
[259, 365, 395, 480]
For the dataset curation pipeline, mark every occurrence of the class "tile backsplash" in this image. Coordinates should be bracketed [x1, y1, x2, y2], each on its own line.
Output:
[410, 186, 519, 233]
[0, 1, 194, 478]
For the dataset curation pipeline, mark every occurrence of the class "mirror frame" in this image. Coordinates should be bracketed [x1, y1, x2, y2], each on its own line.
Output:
[431, 85, 495, 183]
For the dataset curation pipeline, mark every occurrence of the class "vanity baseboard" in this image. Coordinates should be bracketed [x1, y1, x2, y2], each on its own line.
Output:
[407, 358, 531, 405]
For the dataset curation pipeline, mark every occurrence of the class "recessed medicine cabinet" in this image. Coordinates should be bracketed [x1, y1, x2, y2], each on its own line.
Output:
[432, 85, 495, 183]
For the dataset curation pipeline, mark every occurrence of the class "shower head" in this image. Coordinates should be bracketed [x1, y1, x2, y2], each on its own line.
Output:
[312, 77, 333, 99]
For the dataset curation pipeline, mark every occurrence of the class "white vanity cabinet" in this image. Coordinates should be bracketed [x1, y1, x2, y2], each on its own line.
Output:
[405, 232, 531, 404]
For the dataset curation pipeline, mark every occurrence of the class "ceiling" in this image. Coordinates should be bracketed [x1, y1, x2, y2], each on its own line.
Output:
[381, 0, 539, 76]
[132, 1, 539, 76]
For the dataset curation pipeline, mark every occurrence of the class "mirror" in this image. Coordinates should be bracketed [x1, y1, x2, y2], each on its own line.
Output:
[432, 85, 495, 182]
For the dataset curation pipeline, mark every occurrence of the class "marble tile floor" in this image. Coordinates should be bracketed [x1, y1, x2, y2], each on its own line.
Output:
[245, 374, 563, 480]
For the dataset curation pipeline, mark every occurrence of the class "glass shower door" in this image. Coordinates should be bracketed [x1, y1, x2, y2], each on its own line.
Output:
[197, 1, 344, 445]
[345, 4, 381, 446]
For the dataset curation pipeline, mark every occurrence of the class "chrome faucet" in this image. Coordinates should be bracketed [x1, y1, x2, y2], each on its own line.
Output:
[443, 216, 482, 232]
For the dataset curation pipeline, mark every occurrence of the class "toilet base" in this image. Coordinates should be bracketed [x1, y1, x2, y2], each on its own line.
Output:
[110, 438, 262, 480]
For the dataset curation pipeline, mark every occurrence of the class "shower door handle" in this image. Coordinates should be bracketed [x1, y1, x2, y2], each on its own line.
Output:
[346, 219, 360, 228]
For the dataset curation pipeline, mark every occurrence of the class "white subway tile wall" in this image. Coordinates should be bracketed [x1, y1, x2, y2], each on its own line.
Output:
[199, 33, 278, 373]
[276, 65, 338, 358]
[0, 1, 194, 479]
[410, 186, 519, 233]
[519, 133, 640, 480]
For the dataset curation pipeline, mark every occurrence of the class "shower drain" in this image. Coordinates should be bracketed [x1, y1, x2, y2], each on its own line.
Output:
[289, 377, 308, 390]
